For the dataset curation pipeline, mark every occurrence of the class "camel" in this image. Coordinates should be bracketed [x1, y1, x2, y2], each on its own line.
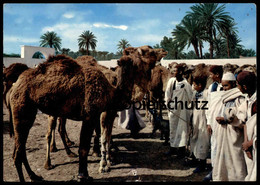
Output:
[3, 62, 79, 171]
[9, 45, 167, 182]
[45, 55, 121, 170]
[45, 55, 118, 170]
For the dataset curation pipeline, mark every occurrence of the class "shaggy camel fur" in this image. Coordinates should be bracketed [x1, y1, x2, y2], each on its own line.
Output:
[9, 45, 167, 182]
[45, 55, 117, 170]
[3, 62, 80, 171]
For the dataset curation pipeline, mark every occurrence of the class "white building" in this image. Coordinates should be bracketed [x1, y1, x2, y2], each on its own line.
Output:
[3, 45, 55, 68]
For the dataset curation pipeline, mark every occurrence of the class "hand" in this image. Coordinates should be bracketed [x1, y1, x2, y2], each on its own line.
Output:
[207, 125, 212, 135]
[216, 117, 226, 125]
[242, 140, 252, 151]
[242, 140, 253, 160]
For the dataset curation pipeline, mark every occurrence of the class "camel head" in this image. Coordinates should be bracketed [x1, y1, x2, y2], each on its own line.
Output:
[154, 48, 168, 61]
[123, 45, 167, 101]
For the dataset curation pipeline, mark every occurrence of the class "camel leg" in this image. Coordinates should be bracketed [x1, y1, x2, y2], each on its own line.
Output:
[77, 115, 97, 182]
[44, 116, 57, 170]
[57, 117, 77, 158]
[99, 111, 117, 173]
[58, 117, 75, 146]
[50, 118, 58, 153]
[12, 106, 42, 182]
[8, 105, 14, 137]
[92, 121, 101, 157]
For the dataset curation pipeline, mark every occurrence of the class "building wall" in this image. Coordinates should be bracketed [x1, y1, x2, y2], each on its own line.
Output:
[3, 45, 256, 68]
[160, 57, 256, 68]
[3, 45, 55, 68]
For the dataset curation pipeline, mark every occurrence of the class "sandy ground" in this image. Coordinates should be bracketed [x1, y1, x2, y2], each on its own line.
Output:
[3, 104, 211, 182]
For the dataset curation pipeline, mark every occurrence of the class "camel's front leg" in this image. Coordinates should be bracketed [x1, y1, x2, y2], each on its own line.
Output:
[99, 111, 116, 173]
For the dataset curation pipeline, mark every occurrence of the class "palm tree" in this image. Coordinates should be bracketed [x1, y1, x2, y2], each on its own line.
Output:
[60, 48, 70, 55]
[160, 36, 184, 59]
[40, 31, 62, 52]
[172, 17, 202, 58]
[117, 39, 131, 54]
[187, 3, 234, 58]
[218, 20, 239, 58]
[78, 30, 97, 56]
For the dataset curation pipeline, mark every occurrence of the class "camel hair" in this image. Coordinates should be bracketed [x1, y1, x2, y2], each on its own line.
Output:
[3, 58, 117, 172]
[3, 56, 119, 172]
[3, 62, 81, 171]
[45, 54, 124, 170]
[9, 45, 167, 182]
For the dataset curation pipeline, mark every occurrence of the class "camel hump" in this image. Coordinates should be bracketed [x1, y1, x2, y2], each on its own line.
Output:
[3, 63, 29, 82]
[45, 54, 73, 63]
[34, 54, 82, 75]
[76, 55, 97, 64]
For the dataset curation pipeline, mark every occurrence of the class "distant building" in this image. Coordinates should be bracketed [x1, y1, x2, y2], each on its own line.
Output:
[3, 45, 55, 67]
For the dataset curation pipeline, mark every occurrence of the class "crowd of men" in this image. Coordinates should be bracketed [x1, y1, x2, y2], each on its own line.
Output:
[164, 64, 256, 181]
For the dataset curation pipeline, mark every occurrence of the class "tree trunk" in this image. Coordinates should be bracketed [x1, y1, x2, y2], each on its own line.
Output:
[199, 43, 203, 59]
[86, 45, 89, 56]
[192, 42, 200, 59]
[209, 29, 214, 59]
[226, 35, 230, 58]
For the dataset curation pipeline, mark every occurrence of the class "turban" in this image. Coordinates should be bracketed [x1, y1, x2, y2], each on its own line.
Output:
[222, 72, 236, 81]
[236, 71, 256, 85]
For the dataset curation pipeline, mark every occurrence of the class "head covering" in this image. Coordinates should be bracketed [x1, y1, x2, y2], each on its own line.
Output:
[237, 71, 256, 85]
[222, 72, 236, 81]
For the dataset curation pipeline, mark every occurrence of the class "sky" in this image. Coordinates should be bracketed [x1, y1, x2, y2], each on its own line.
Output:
[3, 3, 257, 55]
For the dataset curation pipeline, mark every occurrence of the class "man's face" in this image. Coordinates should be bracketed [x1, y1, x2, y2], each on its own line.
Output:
[209, 72, 219, 82]
[222, 80, 233, 91]
[237, 81, 246, 94]
[172, 67, 181, 78]
[193, 82, 203, 92]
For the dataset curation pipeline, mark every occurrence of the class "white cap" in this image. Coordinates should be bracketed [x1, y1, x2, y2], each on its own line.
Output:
[222, 72, 236, 81]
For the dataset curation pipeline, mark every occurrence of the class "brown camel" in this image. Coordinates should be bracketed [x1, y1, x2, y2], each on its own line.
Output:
[9, 45, 167, 182]
[45, 55, 119, 170]
[3, 62, 79, 171]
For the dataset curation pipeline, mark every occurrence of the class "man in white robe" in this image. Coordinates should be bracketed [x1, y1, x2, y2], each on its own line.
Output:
[235, 71, 257, 181]
[204, 65, 223, 181]
[212, 72, 247, 181]
[165, 64, 193, 158]
[189, 75, 210, 173]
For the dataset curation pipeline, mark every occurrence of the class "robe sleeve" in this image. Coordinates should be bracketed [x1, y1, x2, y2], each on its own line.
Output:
[165, 78, 174, 106]
[224, 96, 246, 127]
